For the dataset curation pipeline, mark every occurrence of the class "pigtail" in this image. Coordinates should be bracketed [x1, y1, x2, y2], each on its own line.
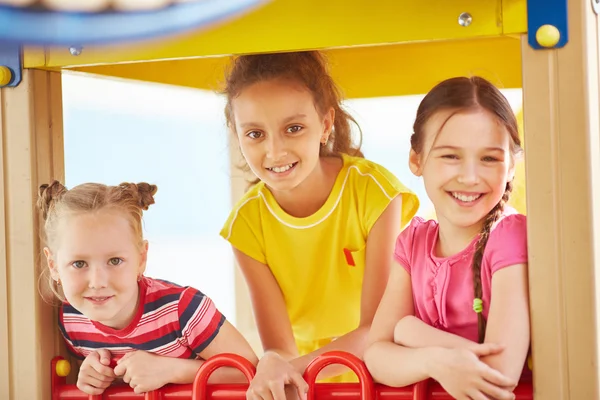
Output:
[118, 182, 157, 211]
[135, 183, 158, 210]
[37, 180, 67, 220]
[471, 181, 513, 342]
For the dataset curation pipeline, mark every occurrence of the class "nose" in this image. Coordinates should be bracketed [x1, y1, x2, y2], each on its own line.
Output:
[457, 159, 480, 186]
[88, 265, 108, 289]
[265, 134, 288, 161]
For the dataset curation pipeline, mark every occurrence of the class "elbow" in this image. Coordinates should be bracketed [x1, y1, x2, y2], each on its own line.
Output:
[363, 342, 378, 376]
[393, 315, 417, 345]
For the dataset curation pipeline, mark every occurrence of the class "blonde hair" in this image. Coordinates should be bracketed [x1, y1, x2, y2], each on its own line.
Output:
[37, 180, 157, 301]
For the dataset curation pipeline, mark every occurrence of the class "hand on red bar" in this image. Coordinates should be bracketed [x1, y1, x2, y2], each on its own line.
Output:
[114, 350, 173, 394]
[246, 352, 308, 400]
[428, 345, 517, 400]
[77, 349, 117, 395]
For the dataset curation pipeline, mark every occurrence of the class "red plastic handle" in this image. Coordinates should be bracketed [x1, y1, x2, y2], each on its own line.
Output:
[303, 351, 375, 400]
[192, 353, 256, 400]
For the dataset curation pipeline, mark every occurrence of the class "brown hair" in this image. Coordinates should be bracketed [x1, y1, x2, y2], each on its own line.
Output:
[411, 76, 522, 342]
[223, 51, 363, 179]
[37, 180, 157, 301]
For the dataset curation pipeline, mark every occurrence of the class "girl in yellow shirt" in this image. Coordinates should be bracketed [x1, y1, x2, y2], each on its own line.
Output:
[220, 51, 419, 400]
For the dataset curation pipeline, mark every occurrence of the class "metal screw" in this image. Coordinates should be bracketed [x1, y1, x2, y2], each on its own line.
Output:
[69, 46, 83, 56]
[458, 12, 473, 27]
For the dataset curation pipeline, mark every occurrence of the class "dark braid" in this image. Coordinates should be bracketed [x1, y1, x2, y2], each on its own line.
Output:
[472, 181, 514, 343]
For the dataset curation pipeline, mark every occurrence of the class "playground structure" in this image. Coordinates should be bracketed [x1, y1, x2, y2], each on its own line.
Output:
[50, 351, 534, 400]
[0, 1, 599, 399]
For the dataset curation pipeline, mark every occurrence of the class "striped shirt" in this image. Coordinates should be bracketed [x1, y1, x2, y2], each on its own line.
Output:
[59, 277, 225, 361]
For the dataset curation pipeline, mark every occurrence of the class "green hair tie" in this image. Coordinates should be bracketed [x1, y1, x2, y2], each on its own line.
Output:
[473, 298, 483, 313]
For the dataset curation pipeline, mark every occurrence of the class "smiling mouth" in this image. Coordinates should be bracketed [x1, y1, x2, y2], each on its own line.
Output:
[449, 192, 483, 202]
[85, 296, 113, 303]
[266, 162, 298, 173]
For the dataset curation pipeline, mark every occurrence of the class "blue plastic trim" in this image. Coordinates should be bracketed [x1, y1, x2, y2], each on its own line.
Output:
[527, 0, 568, 49]
[0, 0, 268, 46]
[0, 43, 21, 87]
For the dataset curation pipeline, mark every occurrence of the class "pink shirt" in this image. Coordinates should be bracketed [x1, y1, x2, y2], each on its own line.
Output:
[394, 210, 528, 343]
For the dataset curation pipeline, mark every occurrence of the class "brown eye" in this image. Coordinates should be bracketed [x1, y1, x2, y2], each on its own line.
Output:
[109, 258, 123, 266]
[246, 131, 263, 139]
[286, 125, 302, 134]
[72, 260, 86, 269]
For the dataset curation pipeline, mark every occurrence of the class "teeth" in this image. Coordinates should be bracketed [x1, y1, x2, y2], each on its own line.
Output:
[270, 163, 294, 173]
[452, 192, 481, 202]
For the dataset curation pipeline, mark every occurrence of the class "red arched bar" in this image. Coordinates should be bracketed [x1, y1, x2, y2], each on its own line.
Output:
[303, 351, 375, 400]
[51, 353, 533, 400]
[192, 353, 256, 400]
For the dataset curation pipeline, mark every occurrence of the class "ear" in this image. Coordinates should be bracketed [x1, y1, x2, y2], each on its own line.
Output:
[321, 107, 335, 143]
[138, 240, 149, 275]
[43, 247, 60, 282]
[507, 159, 517, 183]
[409, 149, 423, 177]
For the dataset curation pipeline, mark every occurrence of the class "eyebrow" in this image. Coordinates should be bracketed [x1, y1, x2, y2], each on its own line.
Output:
[431, 145, 505, 152]
[239, 113, 308, 129]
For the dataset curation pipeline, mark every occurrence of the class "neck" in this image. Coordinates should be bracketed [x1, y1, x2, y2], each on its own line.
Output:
[435, 214, 484, 258]
[269, 156, 341, 218]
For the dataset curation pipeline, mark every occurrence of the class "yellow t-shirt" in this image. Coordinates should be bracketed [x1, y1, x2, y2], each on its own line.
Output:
[220, 154, 419, 376]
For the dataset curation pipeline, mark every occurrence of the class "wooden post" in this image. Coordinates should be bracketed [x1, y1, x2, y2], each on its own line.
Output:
[521, 0, 600, 398]
[0, 69, 65, 400]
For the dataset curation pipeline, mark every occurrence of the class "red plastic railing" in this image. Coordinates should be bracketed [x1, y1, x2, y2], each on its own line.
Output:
[51, 352, 534, 399]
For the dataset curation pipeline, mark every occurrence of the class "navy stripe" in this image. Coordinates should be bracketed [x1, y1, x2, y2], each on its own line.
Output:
[63, 303, 83, 315]
[75, 330, 181, 352]
[178, 289, 206, 334]
[192, 314, 225, 355]
[143, 292, 180, 313]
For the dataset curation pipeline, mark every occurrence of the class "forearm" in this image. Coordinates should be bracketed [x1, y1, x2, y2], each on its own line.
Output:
[289, 325, 369, 379]
[364, 341, 439, 387]
[394, 316, 476, 349]
[168, 358, 251, 384]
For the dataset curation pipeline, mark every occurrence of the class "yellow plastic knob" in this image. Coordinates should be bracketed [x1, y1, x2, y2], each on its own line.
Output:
[0, 66, 12, 87]
[536, 24, 561, 48]
[56, 359, 71, 377]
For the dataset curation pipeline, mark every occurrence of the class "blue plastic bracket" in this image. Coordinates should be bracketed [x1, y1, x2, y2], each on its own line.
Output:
[0, 43, 21, 87]
[527, 0, 569, 49]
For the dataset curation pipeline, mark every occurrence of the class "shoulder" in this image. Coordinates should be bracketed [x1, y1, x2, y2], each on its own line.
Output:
[398, 216, 437, 246]
[343, 155, 405, 195]
[490, 208, 527, 242]
[485, 208, 528, 273]
[394, 216, 437, 270]
[220, 182, 266, 239]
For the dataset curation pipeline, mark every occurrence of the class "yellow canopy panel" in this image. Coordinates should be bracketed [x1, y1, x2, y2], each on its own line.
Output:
[23, 0, 527, 97]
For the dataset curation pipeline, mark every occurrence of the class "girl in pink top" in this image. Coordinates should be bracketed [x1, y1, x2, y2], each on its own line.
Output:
[364, 76, 529, 400]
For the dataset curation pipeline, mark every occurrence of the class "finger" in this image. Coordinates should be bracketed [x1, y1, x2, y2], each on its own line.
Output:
[257, 386, 275, 400]
[80, 375, 113, 389]
[118, 352, 135, 364]
[478, 379, 515, 400]
[89, 360, 116, 378]
[113, 363, 126, 377]
[80, 366, 115, 383]
[289, 373, 309, 400]
[269, 381, 287, 400]
[480, 366, 516, 389]
[96, 349, 112, 365]
[77, 382, 105, 396]
[466, 390, 491, 400]
[247, 387, 268, 400]
[472, 343, 505, 357]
